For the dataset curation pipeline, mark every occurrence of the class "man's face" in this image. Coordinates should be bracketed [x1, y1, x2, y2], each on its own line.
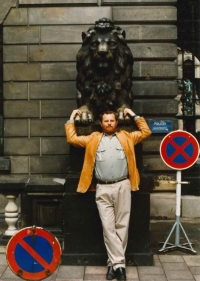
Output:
[100, 113, 118, 135]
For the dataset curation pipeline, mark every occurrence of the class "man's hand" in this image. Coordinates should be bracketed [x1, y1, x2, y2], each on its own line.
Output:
[123, 108, 136, 117]
[70, 109, 82, 120]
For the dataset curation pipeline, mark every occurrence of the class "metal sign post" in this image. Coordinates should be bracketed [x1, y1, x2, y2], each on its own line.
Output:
[159, 130, 199, 254]
[159, 170, 196, 254]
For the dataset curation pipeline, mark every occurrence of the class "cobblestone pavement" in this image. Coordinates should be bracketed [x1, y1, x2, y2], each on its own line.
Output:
[0, 219, 200, 281]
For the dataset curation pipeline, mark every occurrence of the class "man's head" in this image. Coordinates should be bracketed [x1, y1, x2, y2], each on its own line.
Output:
[99, 111, 118, 135]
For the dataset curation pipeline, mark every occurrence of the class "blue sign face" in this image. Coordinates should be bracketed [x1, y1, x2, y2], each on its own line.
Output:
[148, 120, 172, 133]
[14, 236, 53, 273]
[6, 227, 62, 281]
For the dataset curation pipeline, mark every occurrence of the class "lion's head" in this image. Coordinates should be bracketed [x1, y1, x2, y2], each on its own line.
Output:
[76, 18, 134, 123]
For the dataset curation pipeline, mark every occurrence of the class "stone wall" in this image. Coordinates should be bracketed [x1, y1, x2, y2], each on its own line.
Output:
[2, 0, 178, 179]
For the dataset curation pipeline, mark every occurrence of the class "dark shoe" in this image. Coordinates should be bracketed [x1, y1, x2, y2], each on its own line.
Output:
[106, 266, 116, 280]
[115, 267, 126, 281]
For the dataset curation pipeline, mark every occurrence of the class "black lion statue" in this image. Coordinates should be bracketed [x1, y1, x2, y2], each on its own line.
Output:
[75, 18, 134, 124]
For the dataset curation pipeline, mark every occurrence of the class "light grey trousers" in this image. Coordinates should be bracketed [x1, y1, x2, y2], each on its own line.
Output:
[95, 179, 131, 270]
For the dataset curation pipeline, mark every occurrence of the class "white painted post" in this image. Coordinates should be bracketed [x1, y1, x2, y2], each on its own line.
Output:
[4, 195, 19, 236]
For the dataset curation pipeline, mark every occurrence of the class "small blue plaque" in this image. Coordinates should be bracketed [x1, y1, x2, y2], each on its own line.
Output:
[148, 120, 173, 133]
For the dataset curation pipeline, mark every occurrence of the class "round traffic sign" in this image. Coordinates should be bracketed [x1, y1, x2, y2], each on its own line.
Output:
[160, 130, 199, 170]
[6, 226, 62, 281]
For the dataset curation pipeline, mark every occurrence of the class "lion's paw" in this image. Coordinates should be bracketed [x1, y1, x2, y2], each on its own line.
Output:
[75, 111, 94, 125]
[118, 111, 131, 124]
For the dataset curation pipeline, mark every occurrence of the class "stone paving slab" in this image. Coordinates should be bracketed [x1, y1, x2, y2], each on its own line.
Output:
[164, 270, 194, 280]
[162, 262, 189, 270]
[159, 255, 185, 262]
[0, 253, 200, 281]
[183, 256, 200, 266]
[57, 265, 85, 279]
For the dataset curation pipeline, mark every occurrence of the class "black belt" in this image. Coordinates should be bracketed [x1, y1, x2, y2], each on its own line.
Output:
[97, 177, 128, 185]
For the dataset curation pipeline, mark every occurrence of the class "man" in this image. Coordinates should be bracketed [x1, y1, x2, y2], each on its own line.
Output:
[65, 108, 151, 280]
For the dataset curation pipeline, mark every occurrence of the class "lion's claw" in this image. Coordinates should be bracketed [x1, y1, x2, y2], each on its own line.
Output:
[118, 111, 131, 124]
[75, 111, 94, 124]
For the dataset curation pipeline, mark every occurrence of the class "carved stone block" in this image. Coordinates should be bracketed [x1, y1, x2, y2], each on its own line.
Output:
[41, 62, 76, 80]
[30, 155, 69, 174]
[3, 46, 28, 62]
[3, 26, 39, 44]
[30, 118, 67, 136]
[29, 81, 76, 99]
[4, 82, 28, 100]
[4, 63, 40, 81]
[113, 6, 177, 22]
[4, 101, 40, 118]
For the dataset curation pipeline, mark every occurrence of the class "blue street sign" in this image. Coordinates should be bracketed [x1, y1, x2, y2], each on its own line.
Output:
[148, 120, 173, 133]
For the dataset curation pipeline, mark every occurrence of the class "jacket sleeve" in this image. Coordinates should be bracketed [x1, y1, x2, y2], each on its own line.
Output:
[64, 122, 92, 148]
[130, 117, 152, 145]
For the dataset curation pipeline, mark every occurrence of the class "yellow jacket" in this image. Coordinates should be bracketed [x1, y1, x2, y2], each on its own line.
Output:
[65, 117, 151, 193]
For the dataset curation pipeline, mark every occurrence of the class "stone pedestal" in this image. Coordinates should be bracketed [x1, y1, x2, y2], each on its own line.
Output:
[62, 173, 153, 266]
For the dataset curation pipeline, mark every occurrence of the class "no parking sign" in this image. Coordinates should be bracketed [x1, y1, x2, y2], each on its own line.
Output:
[159, 130, 199, 254]
[6, 226, 62, 280]
[160, 130, 199, 170]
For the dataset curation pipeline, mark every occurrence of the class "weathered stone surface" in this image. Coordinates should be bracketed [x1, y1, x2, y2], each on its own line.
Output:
[139, 25, 177, 40]
[41, 63, 76, 80]
[30, 155, 69, 174]
[3, 8, 27, 25]
[3, 45, 28, 62]
[4, 101, 39, 118]
[3, 26, 39, 44]
[142, 137, 162, 153]
[134, 99, 178, 115]
[41, 100, 76, 118]
[29, 7, 112, 25]
[10, 156, 29, 174]
[29, 45, 80, 62]
[41, 25, 89, 43]
[150, 193, 176, 219]
[3, 82, 28, 99]
[4, 63, 40, 81]
[29, 81, 76, 99]
[4, 119, 29, 137]
[20, 0, 97, 4]
[113, 6, 177, 22]
[132, 81, 178, 97]
[129, 43, 177, 60]
[41, 137, 69, 155]
[143, 129, 178, 152]
[143, 155, 171, 171]
[182, 196, 200, 218]
[4, 138, 40, 155]
[0, 0, 17, 24]
[124, 25, 177, 41]
[0, 195, 9, 213]
[133, 61, 177, 78]
[30, 118, 67, 137]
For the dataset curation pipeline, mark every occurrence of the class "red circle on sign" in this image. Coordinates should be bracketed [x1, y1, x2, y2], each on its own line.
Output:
[160, 130, 199, 170]
[6, 227, 62, 281]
